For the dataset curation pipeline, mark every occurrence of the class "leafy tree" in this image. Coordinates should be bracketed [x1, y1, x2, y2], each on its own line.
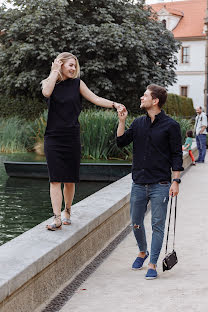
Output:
[0, 0, 180, 116]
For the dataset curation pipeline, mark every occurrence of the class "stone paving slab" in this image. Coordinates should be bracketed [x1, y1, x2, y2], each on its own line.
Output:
[58, 161, 208, 312]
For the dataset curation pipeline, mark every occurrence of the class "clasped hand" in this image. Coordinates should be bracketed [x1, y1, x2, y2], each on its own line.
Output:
[113, 102, 127, 117]
[117, 104, 128, 120]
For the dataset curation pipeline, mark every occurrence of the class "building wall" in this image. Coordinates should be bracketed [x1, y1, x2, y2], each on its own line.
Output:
[168, 40, 205, 108]
[145, 0, 188, 4]
[168, 74, 205, 108]
[177, 40, 205, 72]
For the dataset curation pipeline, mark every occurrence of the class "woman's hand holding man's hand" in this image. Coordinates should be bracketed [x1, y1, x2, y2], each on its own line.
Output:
[113, 102, 126, 115]
[114, 103, 128, 121]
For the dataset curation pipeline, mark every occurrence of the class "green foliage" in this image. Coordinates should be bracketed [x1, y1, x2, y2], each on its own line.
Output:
[163, 93, 195, 118]
[27, 110, 47, 139]
[0, 0, 180, 116]
[79, 109, 133, 160]
[171, 116, 192, 144]
[0, 94, 46, 120]
[0, 116, 35, 152]
[0, 109, 192, 157]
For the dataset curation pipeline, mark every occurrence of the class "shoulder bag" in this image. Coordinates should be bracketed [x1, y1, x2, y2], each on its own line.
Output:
[162, 195, 178, 272]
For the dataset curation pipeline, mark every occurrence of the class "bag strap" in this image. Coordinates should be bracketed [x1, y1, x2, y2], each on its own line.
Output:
[165, 195, 177, 254]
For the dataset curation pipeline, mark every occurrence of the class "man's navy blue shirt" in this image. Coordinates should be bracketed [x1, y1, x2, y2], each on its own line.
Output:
[117, 110, 184, 184]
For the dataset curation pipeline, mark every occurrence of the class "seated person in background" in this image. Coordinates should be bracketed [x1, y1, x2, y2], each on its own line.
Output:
[182, 130, 195, 165]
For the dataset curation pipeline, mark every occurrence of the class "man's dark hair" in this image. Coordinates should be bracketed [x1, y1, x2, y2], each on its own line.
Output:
[147, 84, 167, 108]
[186, 130, 193, 138]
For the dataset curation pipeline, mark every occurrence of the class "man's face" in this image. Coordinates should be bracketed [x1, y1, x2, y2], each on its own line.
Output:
[196, 107, 202, 114]
[140, 89, 155, 110]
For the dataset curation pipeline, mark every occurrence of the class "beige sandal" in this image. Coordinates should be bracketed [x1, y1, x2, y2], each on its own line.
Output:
[46, 214, 62, 231]
[62, 207, 71, 225]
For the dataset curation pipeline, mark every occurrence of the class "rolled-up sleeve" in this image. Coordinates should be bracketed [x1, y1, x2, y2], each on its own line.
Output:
[116, 121, 134, 148]
[169, 122, 184, 172]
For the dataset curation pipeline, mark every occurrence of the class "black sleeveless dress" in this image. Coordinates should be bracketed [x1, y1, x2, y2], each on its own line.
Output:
[44, 78, 82, 183]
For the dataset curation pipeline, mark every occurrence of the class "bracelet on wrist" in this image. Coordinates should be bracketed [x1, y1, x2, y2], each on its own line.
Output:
[112, 102, 116, 109]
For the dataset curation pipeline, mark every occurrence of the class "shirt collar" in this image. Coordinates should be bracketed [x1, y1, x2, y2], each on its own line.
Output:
[146, 109, 165, 121]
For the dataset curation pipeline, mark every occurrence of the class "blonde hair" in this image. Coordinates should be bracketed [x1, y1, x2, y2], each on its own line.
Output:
[55, 52, 80, 80]
[41, 52, 80, 86]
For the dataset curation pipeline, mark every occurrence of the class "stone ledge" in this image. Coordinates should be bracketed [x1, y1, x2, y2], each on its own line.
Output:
[0, 173, 132, 309]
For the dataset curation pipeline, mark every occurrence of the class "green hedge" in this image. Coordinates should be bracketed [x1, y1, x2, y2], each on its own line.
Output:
[0, 95, 46, 120]
[163, 93, 195, 118]
[0, 92, 195, 120]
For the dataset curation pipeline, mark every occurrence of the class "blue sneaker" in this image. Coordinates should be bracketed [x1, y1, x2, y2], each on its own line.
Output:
[145, 268, 157, 280]
[132, 251, 149, 270]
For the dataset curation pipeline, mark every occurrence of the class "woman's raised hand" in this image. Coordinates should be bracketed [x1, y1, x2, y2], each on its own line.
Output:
[51, 59, 63, 72]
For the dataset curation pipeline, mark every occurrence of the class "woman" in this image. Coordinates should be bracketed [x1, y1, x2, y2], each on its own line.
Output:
[42, 52, 125, 230]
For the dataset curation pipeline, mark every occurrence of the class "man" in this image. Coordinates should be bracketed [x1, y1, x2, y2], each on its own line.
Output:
[116, 84, 183, 279]
[194, 106, 207, 163]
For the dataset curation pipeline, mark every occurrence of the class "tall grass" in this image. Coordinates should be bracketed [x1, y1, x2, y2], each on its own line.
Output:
[0, 109, 193, 158]
[171, 115, 193, 144]
[27, 110, 47, 155]
[0, 117, 34, 153]
[79, 109, 134, 160]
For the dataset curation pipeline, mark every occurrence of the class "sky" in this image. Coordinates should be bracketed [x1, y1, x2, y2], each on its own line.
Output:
[0, 0, 14, 8]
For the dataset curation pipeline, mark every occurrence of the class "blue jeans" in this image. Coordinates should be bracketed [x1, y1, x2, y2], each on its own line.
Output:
[196, 134, 207, 162]
[130, 182, 170, 265]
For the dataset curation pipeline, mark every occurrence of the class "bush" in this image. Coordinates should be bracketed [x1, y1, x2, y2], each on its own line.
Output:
[0, 95, 46, 120]
[164, 93, 195, 118]
[171, 116, 192, 144]
[0, 117, 35, 153]
[0, 91, 195, 121]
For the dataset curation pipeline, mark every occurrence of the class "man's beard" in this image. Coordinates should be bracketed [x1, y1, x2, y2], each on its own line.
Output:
[140, 104, 147, 111]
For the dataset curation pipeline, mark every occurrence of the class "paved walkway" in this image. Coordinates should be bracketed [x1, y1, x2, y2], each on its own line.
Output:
[58, 161, 208, 312]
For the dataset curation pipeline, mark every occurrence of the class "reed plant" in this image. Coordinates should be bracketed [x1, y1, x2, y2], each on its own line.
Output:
[0, 117, 34, 153]
[171, 115, 193, 144]
[79, 109, 134, 160]
[27, 110, 48, 155]
[0, 109, 193, 158]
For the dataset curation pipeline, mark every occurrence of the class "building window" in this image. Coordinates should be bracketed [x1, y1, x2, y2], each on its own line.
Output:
[180, 86, 188, 97]
[181, 47, 189, 64]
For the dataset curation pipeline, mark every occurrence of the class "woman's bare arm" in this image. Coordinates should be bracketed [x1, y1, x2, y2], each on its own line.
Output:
[80, 80, 124, 110]
[42, 59, 63, 98]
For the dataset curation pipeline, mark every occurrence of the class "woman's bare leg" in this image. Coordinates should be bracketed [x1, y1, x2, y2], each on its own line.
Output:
[49, 182, 62, 226]
[63, 183, 75, 220]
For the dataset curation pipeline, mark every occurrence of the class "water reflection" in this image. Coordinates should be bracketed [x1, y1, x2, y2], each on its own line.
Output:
[0, 153, 110, 246]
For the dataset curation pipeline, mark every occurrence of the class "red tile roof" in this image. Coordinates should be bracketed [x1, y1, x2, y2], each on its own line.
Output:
[150, 0, 206, 38]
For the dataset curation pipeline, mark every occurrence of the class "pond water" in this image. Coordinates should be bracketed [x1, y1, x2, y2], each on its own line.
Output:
[0, 153, 110, 246]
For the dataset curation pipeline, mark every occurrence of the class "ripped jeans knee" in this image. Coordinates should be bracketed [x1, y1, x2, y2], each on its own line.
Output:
[132, 223, 140, 230]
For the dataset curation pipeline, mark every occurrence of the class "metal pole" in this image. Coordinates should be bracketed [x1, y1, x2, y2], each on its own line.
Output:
[205, 0, 208, 115]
